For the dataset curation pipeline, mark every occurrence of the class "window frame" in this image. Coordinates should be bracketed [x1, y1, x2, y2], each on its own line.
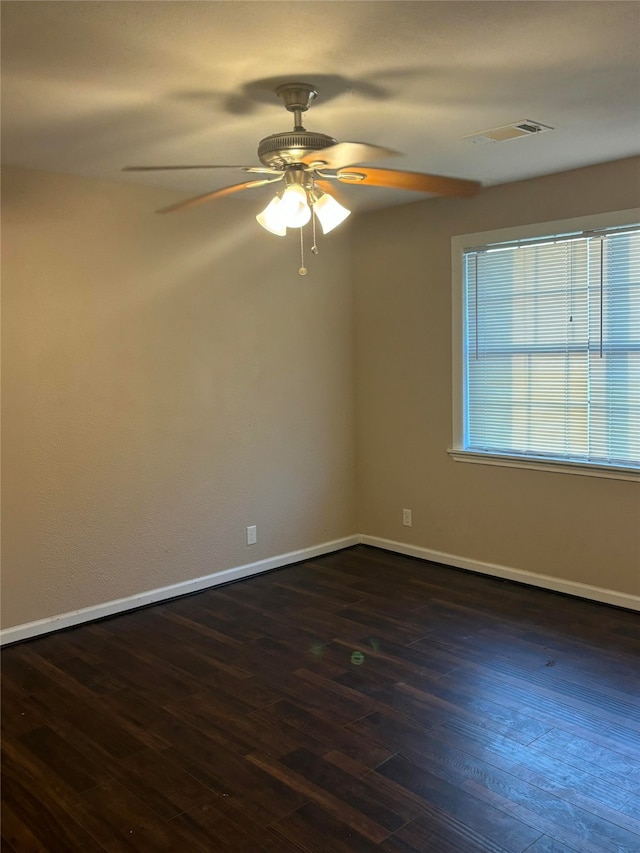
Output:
[450, 209, 640, 482]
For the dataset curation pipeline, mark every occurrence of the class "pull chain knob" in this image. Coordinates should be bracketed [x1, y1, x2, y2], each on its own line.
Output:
[298, 227, 307, 275]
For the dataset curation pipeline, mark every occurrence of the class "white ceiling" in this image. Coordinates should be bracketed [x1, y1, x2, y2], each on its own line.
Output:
[2, 1, 639, 211]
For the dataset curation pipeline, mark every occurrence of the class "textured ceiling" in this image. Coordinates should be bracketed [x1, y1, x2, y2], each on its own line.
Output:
[2, 1, 639, 211]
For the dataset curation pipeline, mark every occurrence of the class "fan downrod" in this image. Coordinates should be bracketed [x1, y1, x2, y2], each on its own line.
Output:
[257, 83, 336, 169]
[276, 83, 318, 132]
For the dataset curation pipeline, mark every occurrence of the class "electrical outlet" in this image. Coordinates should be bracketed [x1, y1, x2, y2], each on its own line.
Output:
[402, 509, 412, 527]
[246, 525, 257, 545]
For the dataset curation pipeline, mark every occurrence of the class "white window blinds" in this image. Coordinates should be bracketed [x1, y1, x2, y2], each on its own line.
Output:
[463, 227, 640, 469]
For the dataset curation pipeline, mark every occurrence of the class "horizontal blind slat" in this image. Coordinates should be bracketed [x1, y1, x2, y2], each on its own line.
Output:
[463, 229, 640, 468]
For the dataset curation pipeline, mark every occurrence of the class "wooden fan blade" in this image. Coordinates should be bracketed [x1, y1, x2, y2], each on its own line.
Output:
[336, 166, 480, 197]
[157, 177, 283, 214]
[123, 165, 279, 174]
[301, 142, 399, 169]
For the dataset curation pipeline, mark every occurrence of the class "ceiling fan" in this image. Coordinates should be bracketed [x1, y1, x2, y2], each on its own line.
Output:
[124, 83, 481, 271]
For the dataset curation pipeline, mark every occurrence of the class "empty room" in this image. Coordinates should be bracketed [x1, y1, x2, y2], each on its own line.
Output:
[1, 2, 639, 852]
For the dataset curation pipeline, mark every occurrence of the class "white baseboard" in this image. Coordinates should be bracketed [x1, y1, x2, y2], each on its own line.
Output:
[3, 532, 638, 644]
[0, 535, 359, 646]
[359, 535, 640, 612]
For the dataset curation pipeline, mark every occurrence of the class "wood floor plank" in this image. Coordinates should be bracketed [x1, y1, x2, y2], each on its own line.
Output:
[528, 728, 640, 797]
[412, 634, 640, 729]
[376, 739, 637, 851]
[1, 647, 60, 694]
[159, 731, 309, 826]
[246, 661, 376, 726]
[77, 686, 179, 751]
[108, 745, 214, 819]
[249, 699, 394, 769]
[340, 604, 429, 643]
[22, 681, 147, 766]
[431, 720, 637, 818]
[246, 750, 393, 843]
[327, 635, 458, 682]
[161, 688, 312, 758]
[374, 753, 542, 852]
[1, 802, 44, 853]
[278, 746, 416, 833]
[343, 669, 553, 745]
[283, 603, 381, 644]
[437, 664, 640, 759]
[381, 814, 526, 853]
[12, 724, 112, 796]
[2, 544, 639, 852]
[0, 681, 47, 740]
[83, 624, 209, 702]
[1, 749, 105, 851]
[68, 780, 196, 852]
[522, 836, 588, 853]
[168, 796, 303, 852]
[269, 801, 384, 853]
[273, 575, 370, 608]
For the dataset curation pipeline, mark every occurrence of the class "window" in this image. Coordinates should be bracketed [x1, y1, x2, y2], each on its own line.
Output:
[451, 212, 640, 480]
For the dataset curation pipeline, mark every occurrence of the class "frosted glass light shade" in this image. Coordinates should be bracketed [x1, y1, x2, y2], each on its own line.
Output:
[314, 192, 351, 234]
[256, 197, 287, 236]
[279, 184, 311, 228]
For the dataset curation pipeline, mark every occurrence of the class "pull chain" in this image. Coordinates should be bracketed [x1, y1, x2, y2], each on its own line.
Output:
[311, 207, 319, 255]
[298, 227, 307, 276]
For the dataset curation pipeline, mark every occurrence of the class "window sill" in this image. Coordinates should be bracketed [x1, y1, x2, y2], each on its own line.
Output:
[448, 449, 640, 482]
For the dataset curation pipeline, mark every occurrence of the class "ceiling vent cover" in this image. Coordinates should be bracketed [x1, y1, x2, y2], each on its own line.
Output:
[465, 120, 554, 145]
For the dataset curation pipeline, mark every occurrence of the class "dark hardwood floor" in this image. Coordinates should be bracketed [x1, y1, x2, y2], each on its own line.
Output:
[2, 545, 639, 852]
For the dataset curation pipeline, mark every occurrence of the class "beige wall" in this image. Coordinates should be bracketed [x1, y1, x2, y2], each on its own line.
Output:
[1, 166, 357, 629]
[3, 158, 639, 632]
[353, 157, 640, 598]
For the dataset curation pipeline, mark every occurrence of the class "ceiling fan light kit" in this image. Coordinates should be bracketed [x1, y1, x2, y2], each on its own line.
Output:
[256, 185, 351, 237]
[124, 82, 481, 274]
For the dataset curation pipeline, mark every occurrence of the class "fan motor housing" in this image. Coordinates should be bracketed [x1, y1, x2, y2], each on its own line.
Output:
[257, 130, 338, 168]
